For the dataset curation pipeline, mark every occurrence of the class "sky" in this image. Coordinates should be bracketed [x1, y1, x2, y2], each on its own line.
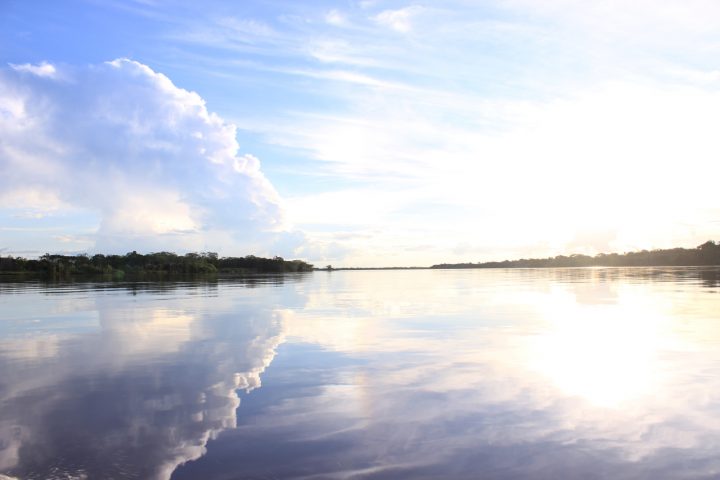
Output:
[1, 0, 719, 267]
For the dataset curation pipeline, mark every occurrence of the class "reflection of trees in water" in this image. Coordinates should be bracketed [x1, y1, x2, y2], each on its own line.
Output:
[0, 273, 309, 295]
[503, 266, 720, 290]
[699, 269, 719, 289]
[0, 295, 287, 480]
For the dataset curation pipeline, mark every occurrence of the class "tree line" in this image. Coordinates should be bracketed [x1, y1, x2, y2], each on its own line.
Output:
[0, 251, 314, 278]
[432, 240, 720, 269]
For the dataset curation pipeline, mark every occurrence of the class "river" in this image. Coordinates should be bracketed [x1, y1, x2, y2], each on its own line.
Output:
[1, 267, 719, 479]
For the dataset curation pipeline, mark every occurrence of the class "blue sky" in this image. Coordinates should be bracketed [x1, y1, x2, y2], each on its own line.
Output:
[1, 0, 719, 266]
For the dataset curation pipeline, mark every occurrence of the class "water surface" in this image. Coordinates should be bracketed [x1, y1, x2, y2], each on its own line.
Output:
[1, 268, 719, 479]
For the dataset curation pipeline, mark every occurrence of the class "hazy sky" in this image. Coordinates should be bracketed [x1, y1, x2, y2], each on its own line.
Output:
[1, 0, 719, 266]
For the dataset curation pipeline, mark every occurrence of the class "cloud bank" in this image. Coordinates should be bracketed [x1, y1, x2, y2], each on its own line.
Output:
[160, 0, 720, 265]
[0, 59, 289, 255]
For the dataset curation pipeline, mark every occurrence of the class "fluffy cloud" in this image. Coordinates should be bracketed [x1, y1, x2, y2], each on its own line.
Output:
[0, 59, 288, 254]
[9, 61, 57, 78]
[373, 6, 424, 33]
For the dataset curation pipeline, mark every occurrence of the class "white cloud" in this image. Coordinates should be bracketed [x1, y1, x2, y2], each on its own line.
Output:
[153, 0, 720, 265]
[324, 9, 347, 27]
[0, 187, 69, 217]
[0, 59, 300, 256]
[5, 1, 720, 265]
[248, 78, 720, 265]
[503, 0, 720, 36]
[9, 61, 57, 78]
[373, 6, 424, 33]
[306, 38, 382, 67]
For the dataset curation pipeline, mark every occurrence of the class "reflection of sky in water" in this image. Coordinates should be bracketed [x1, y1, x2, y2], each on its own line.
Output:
[0, 279, 294, 479]
[0, 268, 719, 479]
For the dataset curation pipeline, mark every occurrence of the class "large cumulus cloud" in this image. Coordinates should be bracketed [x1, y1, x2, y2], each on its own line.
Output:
[0, 59, 287, 253]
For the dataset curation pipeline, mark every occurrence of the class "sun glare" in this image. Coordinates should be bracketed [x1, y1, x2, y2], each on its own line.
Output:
[529, 287, 670, 408]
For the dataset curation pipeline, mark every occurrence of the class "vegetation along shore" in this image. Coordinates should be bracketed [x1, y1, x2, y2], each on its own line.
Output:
[432, 241, 720, 269]
[1, 241, 719, 279]
[0, 251, 313, 278]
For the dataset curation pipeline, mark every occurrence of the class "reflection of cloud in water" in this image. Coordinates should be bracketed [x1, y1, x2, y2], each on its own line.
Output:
[232, 269, 720, 478]
[0, 336, 63, 361]
[0, 287, 290, 480]
[3, 269, 720, 479]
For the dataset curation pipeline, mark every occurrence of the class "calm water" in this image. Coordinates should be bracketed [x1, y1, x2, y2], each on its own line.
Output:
[1, 268, 719, 479]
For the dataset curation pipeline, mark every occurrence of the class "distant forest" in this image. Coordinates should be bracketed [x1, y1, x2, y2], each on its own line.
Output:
[3, 241, 719, 278]
[432, 240, 720, 269]
[0, 251, 313, 278]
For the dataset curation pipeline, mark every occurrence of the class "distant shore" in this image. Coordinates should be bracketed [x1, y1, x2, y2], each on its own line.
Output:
[430, 240, 720, 269]
[2, 241, 719, 279]
[324, 241, 720, 270]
